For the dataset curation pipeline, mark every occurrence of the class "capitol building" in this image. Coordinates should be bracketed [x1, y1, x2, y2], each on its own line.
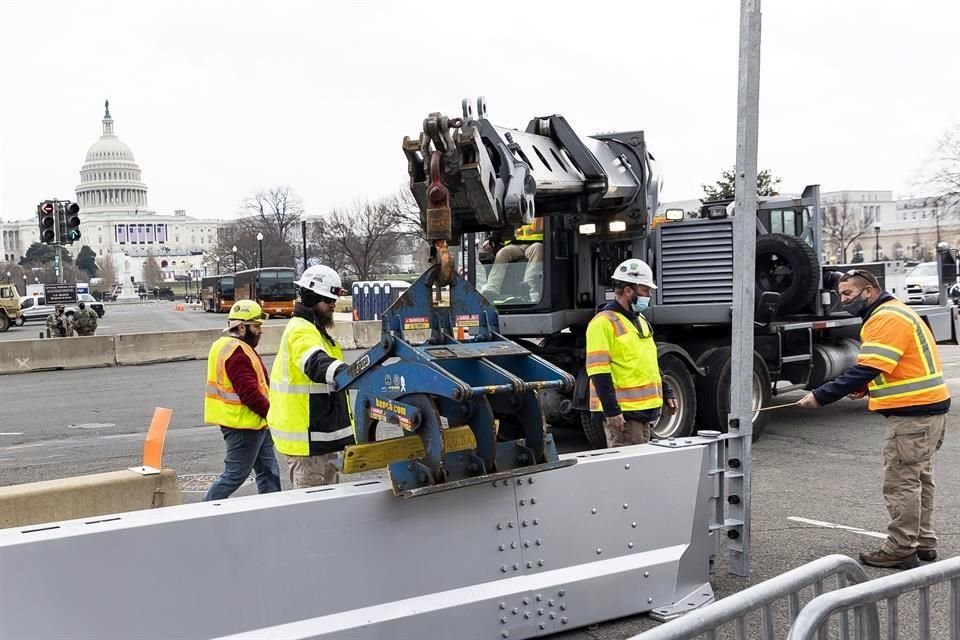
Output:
[0, 101, 222, 282]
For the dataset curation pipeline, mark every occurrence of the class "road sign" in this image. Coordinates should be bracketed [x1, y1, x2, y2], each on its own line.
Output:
[40, 201, 54, 215]
[43, 284, 77, 304]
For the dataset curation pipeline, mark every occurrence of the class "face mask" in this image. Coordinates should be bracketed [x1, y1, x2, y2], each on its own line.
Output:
[841, 289, 868, 316]
[631, 295, 650, 313]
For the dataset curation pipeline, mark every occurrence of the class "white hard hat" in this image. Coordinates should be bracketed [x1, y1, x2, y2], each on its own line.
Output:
[295, 265, 346, 300]
[611, 258, 657, 289]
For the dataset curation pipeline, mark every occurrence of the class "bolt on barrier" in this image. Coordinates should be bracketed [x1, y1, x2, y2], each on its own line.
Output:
[788, 555, 960, 640]
[633, 554, 873, 640]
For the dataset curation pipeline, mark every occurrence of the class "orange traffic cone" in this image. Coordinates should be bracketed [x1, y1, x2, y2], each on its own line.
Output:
[456, 325, 465, 340]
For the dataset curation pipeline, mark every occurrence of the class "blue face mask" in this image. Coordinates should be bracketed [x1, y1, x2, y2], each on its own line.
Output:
[631, 296, 650, 313]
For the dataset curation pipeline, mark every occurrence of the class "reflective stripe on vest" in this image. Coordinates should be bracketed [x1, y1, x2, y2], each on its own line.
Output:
[858, 300, 949, 411]
[267, 317, 355, 456]
[585, 310, 662, 413]
[514, 218, 544, 242]
[203, 337, 269, 429]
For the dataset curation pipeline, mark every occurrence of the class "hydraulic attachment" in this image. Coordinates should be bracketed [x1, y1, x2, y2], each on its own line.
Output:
[333, 263, 575, 497]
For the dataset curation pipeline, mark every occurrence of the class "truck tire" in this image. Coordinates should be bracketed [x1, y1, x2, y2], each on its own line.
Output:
[0, 313, 9, 332]
[654, 354, 697, 438]
[695, 346, 771, 441]
[756, 233, 820, 315]
[579, 411, 607, 450]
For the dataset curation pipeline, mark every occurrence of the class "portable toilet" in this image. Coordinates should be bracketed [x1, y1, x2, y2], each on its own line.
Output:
[384, 280, 411, 310]
[371, 282, 383, 320]
[360, 282, 372, 321]
[351, 282, 363, 320]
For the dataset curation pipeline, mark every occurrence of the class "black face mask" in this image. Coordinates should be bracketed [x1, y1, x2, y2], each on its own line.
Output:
[841, 288, 869, 316]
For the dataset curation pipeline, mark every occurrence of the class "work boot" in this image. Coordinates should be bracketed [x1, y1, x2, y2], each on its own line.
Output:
[859, 548, 919, 570]
[917, 548, 938, 562]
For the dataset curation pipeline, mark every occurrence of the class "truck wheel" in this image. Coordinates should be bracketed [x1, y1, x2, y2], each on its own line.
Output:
[654, 355, 697, 438]
[0, 313, 9, 332]
[579, 411, 608, 450]
[695, 347, 771, 441]
[14, 315, 24, 326]
[756, 233, 820, 315]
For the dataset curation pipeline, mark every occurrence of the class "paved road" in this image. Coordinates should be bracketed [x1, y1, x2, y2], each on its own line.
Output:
[2, 349, 959, 638]
[0, 302, 352, 341]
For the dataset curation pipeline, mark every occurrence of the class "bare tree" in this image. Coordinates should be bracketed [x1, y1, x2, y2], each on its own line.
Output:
[241, 186, 304, 244]
[928, 124, 960, 194]
[142, 250, 163, 287]
[325, 196, 408, 280]
[307, 217, 351, 275]
[822, 196, 873, 263]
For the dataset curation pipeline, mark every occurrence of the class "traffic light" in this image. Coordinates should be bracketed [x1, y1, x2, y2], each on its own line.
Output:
[60, 201, 81, 244]
[37, 200, 58, 244]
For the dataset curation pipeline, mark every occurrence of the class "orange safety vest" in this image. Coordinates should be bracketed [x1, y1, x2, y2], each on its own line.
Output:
[204, 337, 270, 429]
[855, 299, 949, 411]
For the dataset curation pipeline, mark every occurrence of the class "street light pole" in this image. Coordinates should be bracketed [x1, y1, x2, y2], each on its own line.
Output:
[215, 256, 220, 275]
[256, 232, 264, 269]
[22, 274, 26, 296]
[232, 245, 238, 272]
[874, 222, 881, 261]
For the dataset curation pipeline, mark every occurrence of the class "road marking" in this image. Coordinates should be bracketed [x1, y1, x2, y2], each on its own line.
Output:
[5, 443, 44, 450]
[0, 432, 24, 436]
[103, 433, 140, 439]
[788, 516, 886, 539]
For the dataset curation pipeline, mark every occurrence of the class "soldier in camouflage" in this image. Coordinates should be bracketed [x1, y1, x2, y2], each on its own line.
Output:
[46, 305, 74, 338]
[74, 301, 99, 336]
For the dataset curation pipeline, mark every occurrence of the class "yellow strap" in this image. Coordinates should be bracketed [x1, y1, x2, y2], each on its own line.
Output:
[341, 426, 477, 474]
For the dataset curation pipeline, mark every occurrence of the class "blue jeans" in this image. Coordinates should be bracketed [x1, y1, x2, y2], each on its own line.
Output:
[204, 427, 281, 500]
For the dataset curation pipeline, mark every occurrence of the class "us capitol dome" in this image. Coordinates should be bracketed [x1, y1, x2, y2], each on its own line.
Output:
[75, 100, 151, 213]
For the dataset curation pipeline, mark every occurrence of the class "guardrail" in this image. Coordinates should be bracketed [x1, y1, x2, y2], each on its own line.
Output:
[633, 555, 874, 640]
[788, 556, 960, 640]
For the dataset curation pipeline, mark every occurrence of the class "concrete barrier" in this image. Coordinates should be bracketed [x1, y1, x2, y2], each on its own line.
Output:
[0, 468, 181, 530]
[0, 335, 115, 374]
[352, 320, 382, 348]
[115, 328, 222, 365]
[257, 324, 284, 355]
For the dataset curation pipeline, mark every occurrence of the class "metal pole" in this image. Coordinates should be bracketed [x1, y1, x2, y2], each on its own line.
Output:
[875, 228, 880, 261]
[301, 219, 308, 272]
[57, 244, 64, 285]
[728, 0, 761, 578]
[258, 238, 263, 269]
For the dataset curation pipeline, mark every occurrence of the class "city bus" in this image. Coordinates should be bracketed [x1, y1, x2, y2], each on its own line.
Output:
[232, 268, 296, 317]
[200, 275, 235, 313]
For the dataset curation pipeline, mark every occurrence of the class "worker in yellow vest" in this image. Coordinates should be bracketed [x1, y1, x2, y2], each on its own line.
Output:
[800, 269, 950, 570]
[586, 258, 677, 447]
[267, 265, 354, 488]
[203, 299, 280, 500]
[479, 218, 544, 303]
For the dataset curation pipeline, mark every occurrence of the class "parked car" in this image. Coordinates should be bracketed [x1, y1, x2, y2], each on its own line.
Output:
[20, 294, 106, 324]
[905, 262, 939, 304]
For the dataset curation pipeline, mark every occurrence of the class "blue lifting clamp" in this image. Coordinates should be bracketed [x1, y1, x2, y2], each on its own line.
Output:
[332, 263, 576, 497]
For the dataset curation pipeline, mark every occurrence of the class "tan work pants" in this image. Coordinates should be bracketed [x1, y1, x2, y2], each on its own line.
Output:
[881, 413, 946, 553]
[603, 418, 653, 447]
[283, 452, 340, 489]
[483, 242, 544, 295]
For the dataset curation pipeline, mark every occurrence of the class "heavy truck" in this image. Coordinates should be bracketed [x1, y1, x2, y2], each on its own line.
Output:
[403, 98, 960, 448]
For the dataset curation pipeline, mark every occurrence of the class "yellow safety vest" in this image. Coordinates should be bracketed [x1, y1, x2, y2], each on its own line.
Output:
[267, 317, 355, 456]
[513, 218, 544, 242]
[856, 299, 949, 411]
[204, 337, 269, 429]
[585, 309, 663, 412]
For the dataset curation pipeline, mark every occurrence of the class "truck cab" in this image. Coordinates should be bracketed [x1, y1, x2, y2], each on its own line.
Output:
[0, 283, 21, 332]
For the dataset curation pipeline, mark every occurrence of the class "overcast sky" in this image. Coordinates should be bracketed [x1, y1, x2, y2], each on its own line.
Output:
[1, 1, 958, 222]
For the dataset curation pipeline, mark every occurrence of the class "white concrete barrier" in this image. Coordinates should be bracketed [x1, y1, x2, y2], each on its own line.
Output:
[0, 335, 116, 374]
[115, 329, 221, 365]
[352, 320, 382, 348]
[0, 469, 181, 530]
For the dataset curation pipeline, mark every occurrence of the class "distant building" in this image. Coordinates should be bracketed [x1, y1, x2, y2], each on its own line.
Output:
[0, 101, 223, 282]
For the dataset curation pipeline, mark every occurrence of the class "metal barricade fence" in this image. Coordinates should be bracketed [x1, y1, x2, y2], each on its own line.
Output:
[632, 555, 874, 640]
[788, 555, 960, 640]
